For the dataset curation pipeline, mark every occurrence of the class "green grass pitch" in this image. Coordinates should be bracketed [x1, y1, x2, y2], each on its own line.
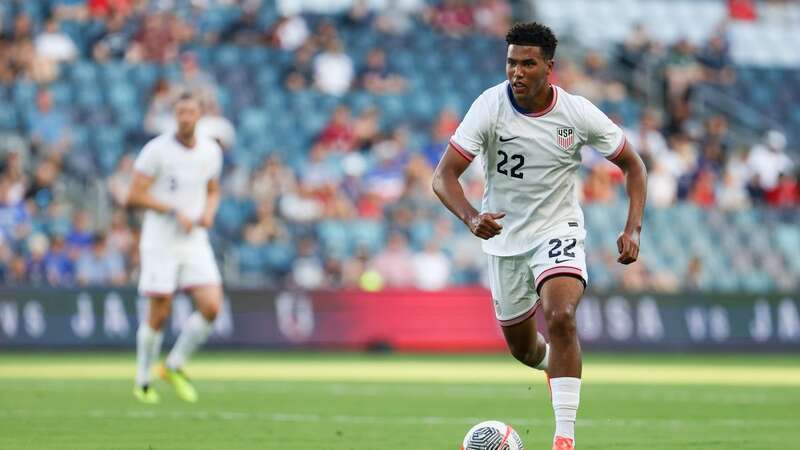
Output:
[0, 352, 798, 449]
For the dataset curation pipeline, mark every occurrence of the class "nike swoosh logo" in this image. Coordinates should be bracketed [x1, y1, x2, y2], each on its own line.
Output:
[554, 258, 572, 264]
[499, 136, 518, 142]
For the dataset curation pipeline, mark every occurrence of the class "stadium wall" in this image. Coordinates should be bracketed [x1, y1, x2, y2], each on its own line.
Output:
[0, 287, 798, 352]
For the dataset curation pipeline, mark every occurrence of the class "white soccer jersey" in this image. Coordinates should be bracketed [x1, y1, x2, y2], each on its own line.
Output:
[450, 81, 625, 256]
[133, 133, 222, 250]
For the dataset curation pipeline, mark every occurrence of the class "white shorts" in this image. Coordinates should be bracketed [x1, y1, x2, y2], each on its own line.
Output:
[138, 236, 221, 296]
[487, 224, 588, 326]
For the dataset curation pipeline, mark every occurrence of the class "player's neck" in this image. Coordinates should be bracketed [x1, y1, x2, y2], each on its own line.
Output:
[175, 132, 196, 149]
[515, 83, 553, 113]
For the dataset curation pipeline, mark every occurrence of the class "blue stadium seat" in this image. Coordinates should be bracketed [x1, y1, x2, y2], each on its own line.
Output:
[0, 104, 17, 130]
[349, 220, 386, 253]
[316, 220, 350, 258]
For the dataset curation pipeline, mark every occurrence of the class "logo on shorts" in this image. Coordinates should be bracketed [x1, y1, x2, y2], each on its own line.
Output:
[493, 298, 501, 316]
[556, 127, 575, 150]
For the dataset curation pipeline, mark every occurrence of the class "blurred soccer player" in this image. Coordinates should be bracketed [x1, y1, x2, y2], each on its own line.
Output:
[432, 23, 647, 450]
[126, 92, 223, 403]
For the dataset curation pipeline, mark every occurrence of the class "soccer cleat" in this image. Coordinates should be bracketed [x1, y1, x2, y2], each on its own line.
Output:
[553, 436, 574, 450]
[160, 364, 198, 403]
[133, 385, 160, 404]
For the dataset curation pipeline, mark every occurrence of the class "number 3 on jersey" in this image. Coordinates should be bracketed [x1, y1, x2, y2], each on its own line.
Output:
[497, 150, 524, 179]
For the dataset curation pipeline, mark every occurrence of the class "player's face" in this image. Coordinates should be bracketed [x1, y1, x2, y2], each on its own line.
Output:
[174, 98, 201, 136]
[506, 45, 553, 99]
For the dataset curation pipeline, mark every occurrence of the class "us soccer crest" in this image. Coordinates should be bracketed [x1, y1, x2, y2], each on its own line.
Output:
[556, 127, 575, 150]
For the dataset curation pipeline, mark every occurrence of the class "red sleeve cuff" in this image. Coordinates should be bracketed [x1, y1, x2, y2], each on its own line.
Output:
[606, 136, 626, 162]
[449, 139, 475, 162]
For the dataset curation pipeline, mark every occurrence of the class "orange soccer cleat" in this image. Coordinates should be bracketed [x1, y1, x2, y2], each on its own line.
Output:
[553, 436, 574, 450]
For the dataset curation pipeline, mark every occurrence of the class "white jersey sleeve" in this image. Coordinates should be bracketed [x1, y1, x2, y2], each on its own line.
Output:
[133, 140, 160, 177]
[579, 97, 626, 160]
[450, 93, 494, 162]
[209, 143, 223, 180]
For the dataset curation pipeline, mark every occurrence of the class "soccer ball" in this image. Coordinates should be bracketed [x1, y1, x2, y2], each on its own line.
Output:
[462, 420, 524, 450]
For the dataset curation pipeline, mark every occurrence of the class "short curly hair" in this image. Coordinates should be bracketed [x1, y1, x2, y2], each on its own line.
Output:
[506, 22, 558, 60]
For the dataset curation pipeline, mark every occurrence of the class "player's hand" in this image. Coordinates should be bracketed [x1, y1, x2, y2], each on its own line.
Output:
[174, 211, 194, 233]
[198, 214, 214, 229]
[616, 230, 640, 264]
[467, 212, 505, 240]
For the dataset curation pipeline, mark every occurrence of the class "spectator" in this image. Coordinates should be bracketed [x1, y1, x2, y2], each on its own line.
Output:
[66, 210, 94, 251]
[352, 107, 382, 151]
[283, 42, 317, 91]
[412, 240, 451, 290]
[128, 13, 178, 63]
[219, 2, 264, 45]
[689, 167, 717, 208]
[76, 233, 126, 286]
[25, 233, 50, 285]
[625, 109, 669, 164]
[143, 78, 177, 136]
[106, 209, 134, 255]
[179, 51, 217, 107]
[197, 99, 236, 152]
[91, 11, 134, 62]
[427, 0, 474, 37]
[27, 89, 72, 156]
[88, 0, 135, 18]
[582, 164, 616, 204]
[362, 128, 410, 203]
[698, 33, 735, 85]
[44, 234, 76, 286]
[291, 237, 326, 289]
[35, 18, 79, 63]
[422, 108, 460, 167]
[317, 106, 355, 151]
[25, 157, 61, 210]
[747, 130, 795, 193]
[765, 173, 799, 207]
[313, 39, 354, 96]
[473, 0, 511, 38]
[685, 255, 705, 291]
[269, 14, 310, 51]
[3, 150, 27, 204]
[371, 232, 415, 287]
[107, 155, 135, 207]
[717, 170, 750, 211]
[0, 177, 31, 243]
[359, 48, 407, 94]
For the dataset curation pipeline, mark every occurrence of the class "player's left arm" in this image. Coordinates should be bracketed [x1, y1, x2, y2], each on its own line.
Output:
[609, 140, 647, 264]
[199, 177, 220, 229]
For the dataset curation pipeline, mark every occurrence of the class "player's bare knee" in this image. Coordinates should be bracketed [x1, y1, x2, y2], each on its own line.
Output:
[507, 340, 543, 368]
[545, 305, 577, 339]
[148, 296, 171, 330]
[200, 302, 219, 321]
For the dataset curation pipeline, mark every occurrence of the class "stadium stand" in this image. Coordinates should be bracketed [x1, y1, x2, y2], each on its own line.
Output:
[0, 0, 797, 292]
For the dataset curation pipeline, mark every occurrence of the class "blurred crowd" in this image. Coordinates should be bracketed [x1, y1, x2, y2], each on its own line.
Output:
[0, 0, 796, 291]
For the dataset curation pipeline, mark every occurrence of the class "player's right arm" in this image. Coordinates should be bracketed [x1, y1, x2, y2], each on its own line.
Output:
[432, 145, 505, 240]
[126, 140, 193, 232]
[432, 93, 505, 240]
[125, 172, 194, 232]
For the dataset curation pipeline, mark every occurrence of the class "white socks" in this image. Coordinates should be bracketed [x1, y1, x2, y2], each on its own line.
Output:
[550, 377, 581, 442]
[535, 343, 550, 370]
[166, 312, 214, 370]
[135, 323, 164, 387]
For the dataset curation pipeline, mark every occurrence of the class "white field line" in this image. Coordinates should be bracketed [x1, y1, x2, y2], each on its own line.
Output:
[0, 409, 797, 429]
[1, 362, 799, 386]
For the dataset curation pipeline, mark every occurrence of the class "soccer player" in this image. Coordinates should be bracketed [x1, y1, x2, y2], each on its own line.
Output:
[127, 92, 223, 404]
[432, 23, 646, 450]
